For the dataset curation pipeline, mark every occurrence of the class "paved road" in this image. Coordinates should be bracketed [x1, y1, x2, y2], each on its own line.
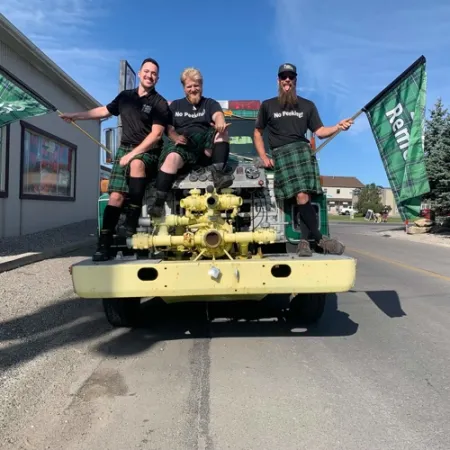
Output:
[1, 225, 449, 450]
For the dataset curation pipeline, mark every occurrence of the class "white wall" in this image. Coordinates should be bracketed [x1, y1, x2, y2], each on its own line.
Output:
[0, 40, 101, 237]
[323, 186, 354, 200]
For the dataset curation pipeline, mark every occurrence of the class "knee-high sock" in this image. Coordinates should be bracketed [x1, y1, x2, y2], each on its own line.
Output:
[297, 201, 322, 242]
[211, 142, 230, 170]
[155, 170, 177, 194]
[101, 205, 122, 234]
[125, 176, 147, 229]
[128, 176, 147, 207]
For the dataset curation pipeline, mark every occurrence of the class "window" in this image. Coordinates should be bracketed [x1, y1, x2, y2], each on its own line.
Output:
[226, 117, 270, 159]
[0, 125, 9, 197]
[20, 121, 76, 201]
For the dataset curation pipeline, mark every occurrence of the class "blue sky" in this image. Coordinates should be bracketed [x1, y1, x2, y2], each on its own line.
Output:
[3, 0, 450, 186]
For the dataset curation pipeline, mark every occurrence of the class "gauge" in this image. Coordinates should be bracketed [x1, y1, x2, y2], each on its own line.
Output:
[245, 167, 260, 179]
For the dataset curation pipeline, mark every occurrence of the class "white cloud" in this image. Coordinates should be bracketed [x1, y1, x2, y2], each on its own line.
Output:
[2, 0, 104, 33]
[1, 1, 138, 104]
[272, 0, 450, 118]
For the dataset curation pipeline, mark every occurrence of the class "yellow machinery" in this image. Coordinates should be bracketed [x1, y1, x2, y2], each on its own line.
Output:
[128, 187, 277, 261]
[70, 184, 356, 328]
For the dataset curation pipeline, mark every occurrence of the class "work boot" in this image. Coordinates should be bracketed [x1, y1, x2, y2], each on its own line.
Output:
[149, 190, 167, 218]
[92, 230, 113, 261]
[318, 236, 345, 255]
[209, 165, 233, 190]
[296, 239, 313, 257]
[123, 204, 142, 237]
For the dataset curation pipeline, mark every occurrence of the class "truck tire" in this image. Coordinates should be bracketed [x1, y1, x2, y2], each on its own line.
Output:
[287, 293, 326, 325]
[102, 298, 141, 328]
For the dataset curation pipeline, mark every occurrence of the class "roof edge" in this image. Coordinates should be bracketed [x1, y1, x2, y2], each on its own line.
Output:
[0, 14, 102, 110]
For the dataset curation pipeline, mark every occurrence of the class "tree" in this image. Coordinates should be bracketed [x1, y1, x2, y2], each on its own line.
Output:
[355, 183, 384, 215]
[423, 98, 450, 214]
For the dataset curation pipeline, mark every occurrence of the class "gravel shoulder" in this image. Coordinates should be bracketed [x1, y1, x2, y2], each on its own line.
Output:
[0, 220, 97, 269]
[0, 248, 111, 449]
[376, 227, 450, 248]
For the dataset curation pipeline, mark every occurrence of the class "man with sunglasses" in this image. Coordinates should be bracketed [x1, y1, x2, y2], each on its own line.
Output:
[253, 63, 353, 257]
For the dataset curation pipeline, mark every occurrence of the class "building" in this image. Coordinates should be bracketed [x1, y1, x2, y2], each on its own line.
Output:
[350, 185, 401, 217]
[0, 14, 102, 238]
[321, 176, 365, 214]
[379, 187, 399, 216]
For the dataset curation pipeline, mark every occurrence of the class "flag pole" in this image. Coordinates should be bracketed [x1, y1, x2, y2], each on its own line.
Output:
[312, 109, 364, 154]
[57, 109, 113, 155]
[312, 55, 426, 156]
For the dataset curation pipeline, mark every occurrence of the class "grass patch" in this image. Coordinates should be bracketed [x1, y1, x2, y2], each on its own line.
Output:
[328, 215, 404, 223]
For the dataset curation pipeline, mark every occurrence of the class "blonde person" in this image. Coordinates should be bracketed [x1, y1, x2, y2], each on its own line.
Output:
[149, 67, 232, 217]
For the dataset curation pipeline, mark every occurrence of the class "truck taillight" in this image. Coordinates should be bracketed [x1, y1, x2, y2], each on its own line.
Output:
[228, 100, 261, 110]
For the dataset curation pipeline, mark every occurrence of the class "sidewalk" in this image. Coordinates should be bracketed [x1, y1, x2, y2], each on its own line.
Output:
[0, 220, 97, 274]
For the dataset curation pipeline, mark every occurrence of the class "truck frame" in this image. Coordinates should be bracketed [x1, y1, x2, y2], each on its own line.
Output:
[70, 102, 357, 327]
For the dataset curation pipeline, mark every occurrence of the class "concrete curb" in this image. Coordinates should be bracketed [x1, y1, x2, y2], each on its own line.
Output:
[0, 237, 97, 274]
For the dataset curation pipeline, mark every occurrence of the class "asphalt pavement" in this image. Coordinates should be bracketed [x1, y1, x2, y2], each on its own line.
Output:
[0, 224, 449, 450]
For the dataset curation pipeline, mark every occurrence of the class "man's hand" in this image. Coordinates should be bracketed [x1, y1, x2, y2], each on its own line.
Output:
[119, 153, 134, 167]
[211, 119, 230, 133]
[59, 112, 77, 123]
[172, 133, 188, 146]
[337, 118, 354, 131]
[261, 155, 274, 169]
[167, 126, 187, 146]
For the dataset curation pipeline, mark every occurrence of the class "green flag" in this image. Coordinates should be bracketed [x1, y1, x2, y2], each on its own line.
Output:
[0, 65, 56, 127]
[362, 55, 429, 221]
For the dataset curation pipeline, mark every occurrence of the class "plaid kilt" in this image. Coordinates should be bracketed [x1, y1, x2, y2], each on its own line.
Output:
[272, 141, 322, 200]
[108, 145, 160, 194]
[158, 127, 216, 168]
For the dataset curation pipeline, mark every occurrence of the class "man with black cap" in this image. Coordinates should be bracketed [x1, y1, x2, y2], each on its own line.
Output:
[253, 63, 353, 256]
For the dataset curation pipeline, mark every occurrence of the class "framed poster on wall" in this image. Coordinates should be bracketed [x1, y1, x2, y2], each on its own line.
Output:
[20, 121, 76, 201]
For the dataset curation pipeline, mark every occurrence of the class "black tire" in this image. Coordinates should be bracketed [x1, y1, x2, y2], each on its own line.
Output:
[102, 298, 141, 327]
[287, 293, 326, 325]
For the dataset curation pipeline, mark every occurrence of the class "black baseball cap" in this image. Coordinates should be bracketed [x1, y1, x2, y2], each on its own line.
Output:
[278, 63, 297, 75]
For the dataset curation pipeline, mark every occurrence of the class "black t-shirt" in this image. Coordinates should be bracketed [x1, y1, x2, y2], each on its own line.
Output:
[168, 96, 222, 136]
[255, 96, 324, 149]
[106, 88, 171, 147]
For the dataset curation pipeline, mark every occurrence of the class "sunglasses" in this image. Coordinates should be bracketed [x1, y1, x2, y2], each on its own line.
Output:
[279, 72, 296, 80]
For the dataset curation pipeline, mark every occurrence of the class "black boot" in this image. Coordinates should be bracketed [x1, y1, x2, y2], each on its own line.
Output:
[148, 171, 176, 218]
[209, 164, 234, 190]
[149, 190, 168, 218]
[210, 141, 233, 190]
[123, 177, 147, 235]
[93, 205, 122, 261]
[92, 230, 113, 261]
[123, 204, 142, 237]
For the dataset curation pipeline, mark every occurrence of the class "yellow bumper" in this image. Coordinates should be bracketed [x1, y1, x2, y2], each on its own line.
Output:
[71, 254, 356, 301]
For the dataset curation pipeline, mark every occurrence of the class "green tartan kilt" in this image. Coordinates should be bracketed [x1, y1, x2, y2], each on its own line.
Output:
[272, 141, 322, 200]
[107, 145, 161, 194]
[158, 127, 216, 169]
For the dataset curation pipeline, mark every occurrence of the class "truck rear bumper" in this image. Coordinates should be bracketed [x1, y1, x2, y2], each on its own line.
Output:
[70, 253, 357, 300]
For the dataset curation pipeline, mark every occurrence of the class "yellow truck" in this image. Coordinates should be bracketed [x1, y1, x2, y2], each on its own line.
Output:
[70, 101, 356, 327]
